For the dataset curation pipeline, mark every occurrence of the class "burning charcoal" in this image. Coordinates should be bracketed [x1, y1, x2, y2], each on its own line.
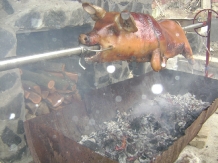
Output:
[115, 137, 127, 152]
[82, 139, 100, 151]
[156, 144, 168, 152]
[153, 121, 161, 131]
[103, 138, 116, 150]
[126, 137, 134, 143]
[165, 138, 173, 146]
[98, 132, 108, 141]
[175, 121, 186, 135]
[78, 92, 210, 162]
[183, 119, 194, 130]
[138, 153, 151, 163]
[146, 133, 156, 139]
[126, 156, 137, 162]
[169, 112, 178, 122]
[147, 116, 155, 123]
[169, 129, 179, 138]
[118, 152, 127, 163]
[130, 118, 141, 132]
[104, 151, 119, 161]
[160, 112, 171, 122]
[149, 138, 158, 144]
[126, 144, 137, 155]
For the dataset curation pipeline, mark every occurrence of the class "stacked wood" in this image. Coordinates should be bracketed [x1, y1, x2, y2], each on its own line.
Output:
[22, 80, 41, 95]
[46, 92, 64, 108]
[20, 61, 80, 120]
[64, 71, 78, 83]
[41, 89, 49, 99]
[35, 61, 65, 72]
[24, 90, 42, 104]
[21, 69, 55, 89]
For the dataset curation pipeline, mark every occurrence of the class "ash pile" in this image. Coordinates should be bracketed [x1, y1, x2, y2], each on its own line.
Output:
[79, 93, 210, 163]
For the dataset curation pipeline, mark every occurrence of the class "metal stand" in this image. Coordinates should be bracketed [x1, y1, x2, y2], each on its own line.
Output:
[193, 9, 218, 77]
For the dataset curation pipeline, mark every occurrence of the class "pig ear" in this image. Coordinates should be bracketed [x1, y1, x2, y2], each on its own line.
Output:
[116, 11, 138, 33]
[82, 3, 106, 21]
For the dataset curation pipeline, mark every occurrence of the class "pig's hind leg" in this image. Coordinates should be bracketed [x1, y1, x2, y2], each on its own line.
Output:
[150, 48, 162, 72]
[182, 43, 195, 65]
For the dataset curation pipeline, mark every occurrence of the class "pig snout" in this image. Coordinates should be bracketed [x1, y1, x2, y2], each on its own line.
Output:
[79, 34, 90, 45]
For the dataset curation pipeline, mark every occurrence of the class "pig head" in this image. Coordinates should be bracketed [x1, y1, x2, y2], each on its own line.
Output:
[79, 3, 195, 72]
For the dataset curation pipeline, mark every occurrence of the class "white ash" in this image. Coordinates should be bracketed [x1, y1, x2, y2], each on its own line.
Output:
[79, 93, 210, 163]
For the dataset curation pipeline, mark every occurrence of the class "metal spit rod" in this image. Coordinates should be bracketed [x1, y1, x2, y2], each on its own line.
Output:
[182, 22, 205, 31]
[0, 22, 207, 72]
[0, 45, 100, 72]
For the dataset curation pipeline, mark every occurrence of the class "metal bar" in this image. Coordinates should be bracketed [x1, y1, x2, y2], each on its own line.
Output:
[0, 45, 99, 72]
[182, 22, 204, 31]
[205, 10, 212, 77]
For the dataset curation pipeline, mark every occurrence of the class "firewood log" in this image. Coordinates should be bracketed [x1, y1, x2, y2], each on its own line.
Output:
[45, 92, 64, 108]
[26, 101, 50, 116]
[41, 90, 50, 99]
[64, 72, 78, 83]
[22, 80, 41, 95]
[47, 72, 64, 78]
[35, 102, 50, 116]
[51, 105, 64, 111]
[24, 90, 30, 99]
[26, 102, 38, 115]
[56, 89, 74, 94]
[25, 90, 42, 104]
[63, 94, 73, 104]
[25, 113, 36, 120]
[36, 61, 65, 72]
[72, 90, 82, 101]
[21, 69, 55, 89]
[71, 84, 77, 92]
[35, 70, 70, 90]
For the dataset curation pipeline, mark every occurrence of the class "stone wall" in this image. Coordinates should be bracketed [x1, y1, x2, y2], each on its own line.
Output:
[0, 26, 29, 162]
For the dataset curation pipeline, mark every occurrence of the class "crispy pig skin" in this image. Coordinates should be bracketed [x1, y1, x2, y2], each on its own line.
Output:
[79, 3, 194, 71]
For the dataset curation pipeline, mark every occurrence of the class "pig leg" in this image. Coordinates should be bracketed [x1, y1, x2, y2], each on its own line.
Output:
[182, 44, 195, 65]
[150, 49, 162, 72]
